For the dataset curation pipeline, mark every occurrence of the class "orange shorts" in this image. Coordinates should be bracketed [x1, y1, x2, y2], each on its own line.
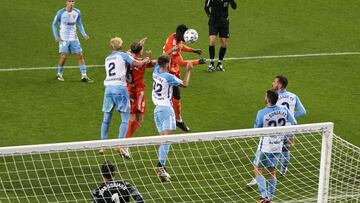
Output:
[129, 89, 146, 114]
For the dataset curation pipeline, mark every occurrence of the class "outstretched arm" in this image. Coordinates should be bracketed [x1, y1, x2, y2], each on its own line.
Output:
[180, 62, 193, 88]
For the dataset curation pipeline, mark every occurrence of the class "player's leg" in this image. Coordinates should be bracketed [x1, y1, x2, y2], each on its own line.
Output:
[267, 153, 281, 201]
[126, 91, 145, 138]
[208, 35, 217, 72]
[280, 150, 290, 176]
[99, 87, 115, 154]
[172, 86, 189, 132]
[57, 41, 70, 81]
[253, 151, 268, 201]
[217, 21, 230, 72]
[154, 106, 176, 182]
[72, 40, 93, 82]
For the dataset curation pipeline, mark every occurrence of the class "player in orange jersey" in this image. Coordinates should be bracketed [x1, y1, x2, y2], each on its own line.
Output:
[162, 24, 206, 132]
[125, 39, 155, 137]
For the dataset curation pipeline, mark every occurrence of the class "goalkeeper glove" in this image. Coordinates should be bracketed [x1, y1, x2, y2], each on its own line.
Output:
[198, 58, 207, 64]
[193, 49, 202, 55]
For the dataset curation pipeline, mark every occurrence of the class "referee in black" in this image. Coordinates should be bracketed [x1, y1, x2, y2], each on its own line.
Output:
[205, 0, 237, 72]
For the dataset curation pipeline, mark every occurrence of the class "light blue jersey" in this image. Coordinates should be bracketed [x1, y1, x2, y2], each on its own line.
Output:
[52, 8, 87, 41]
[152, 64, 182, 132]
[254, 105, 297, 153]
[277, 90, 306, 118]
[152, 64, 182, 107]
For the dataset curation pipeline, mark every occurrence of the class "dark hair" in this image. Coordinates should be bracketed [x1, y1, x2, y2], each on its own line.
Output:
[101, 161, 116, 180]
[175, 24, 188, 42]
[157, 55, 170, 67]
[266, 89, 279, 105]
[276, 75, 288, 88]
[130, 42, 143, 54]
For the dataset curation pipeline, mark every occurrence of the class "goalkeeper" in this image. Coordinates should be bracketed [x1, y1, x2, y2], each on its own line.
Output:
[91, 161, 145, 203]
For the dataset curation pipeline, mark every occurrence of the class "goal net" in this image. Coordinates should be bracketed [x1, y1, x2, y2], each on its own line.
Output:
[0, 123, 358, 202]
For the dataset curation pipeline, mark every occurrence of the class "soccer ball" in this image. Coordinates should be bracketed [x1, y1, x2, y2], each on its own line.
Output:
[183, 29, 198, 43]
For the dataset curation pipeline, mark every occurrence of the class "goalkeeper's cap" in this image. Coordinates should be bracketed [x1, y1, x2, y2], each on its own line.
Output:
[110, 37, 123, 51]
[101, 161, 116, 180]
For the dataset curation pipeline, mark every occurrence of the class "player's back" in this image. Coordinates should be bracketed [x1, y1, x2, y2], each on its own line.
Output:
[255, 105, 296, 153]
[277, 90, 298, 116]
[152, 64, 182, 107]
[91, 180, 142, 203]
[104, 52, 132, 86]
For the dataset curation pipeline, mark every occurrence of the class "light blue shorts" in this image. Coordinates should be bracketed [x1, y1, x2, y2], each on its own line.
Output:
[154, 106, 176, 132]
[253, 150, 281, 168]
[59, 40, 82, 54]
[102, 85, 130, 113]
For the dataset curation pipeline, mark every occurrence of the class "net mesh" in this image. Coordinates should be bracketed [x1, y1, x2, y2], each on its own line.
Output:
[0, 129, 358, 202]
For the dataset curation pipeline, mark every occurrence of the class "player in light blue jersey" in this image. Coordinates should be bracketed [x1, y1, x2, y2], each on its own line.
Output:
[252, 90, 296, 203]
[152, 54, 193, 182]
[52, 0, 92, 82]
[99, 37, 149, 157]
[273, 75, 306, 176]
[247, 76, 307, 187]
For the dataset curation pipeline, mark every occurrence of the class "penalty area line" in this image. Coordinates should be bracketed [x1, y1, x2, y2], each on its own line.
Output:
[0, 52, 359, 72]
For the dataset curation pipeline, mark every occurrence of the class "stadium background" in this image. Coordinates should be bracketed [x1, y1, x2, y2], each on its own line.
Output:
[0, 0, 359, 202]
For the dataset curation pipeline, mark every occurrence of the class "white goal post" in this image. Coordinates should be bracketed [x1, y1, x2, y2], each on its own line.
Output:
[1, 122, 358, 203]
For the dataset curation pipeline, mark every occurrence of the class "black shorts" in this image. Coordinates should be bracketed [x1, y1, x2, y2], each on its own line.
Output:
[172, 86, 181, 100]
[208, 20, 229, 38]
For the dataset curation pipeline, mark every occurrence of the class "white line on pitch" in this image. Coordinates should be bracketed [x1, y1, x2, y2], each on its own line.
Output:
[0, 52, 359, 72]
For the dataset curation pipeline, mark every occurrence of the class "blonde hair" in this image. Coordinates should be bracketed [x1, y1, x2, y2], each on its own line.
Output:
[110, 37, 123, 51]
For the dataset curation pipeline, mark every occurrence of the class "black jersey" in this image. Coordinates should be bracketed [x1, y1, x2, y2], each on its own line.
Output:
[205, 0, 237, 23]
[91, 180, 144, 203]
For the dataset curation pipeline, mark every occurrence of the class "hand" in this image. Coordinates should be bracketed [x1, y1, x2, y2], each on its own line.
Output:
[139, 37, 147, 46]
[193, 49, 202, 55]
[144, 50, 152, 59]
[198, 58, 207, 64]
[186, 62, 193, 71]
[55, 37, 60, 43]
[84, 35, 90, 40]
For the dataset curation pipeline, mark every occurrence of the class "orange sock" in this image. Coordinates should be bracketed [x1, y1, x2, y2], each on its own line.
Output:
[172, 98, 181, 121]
[126, 120, 141, 138]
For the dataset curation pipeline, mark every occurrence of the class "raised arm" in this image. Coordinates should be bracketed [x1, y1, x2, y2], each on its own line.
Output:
[180, 62, 193, 88]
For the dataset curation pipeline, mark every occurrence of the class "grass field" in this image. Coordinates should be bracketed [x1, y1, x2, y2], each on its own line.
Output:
[0, 0, 359, 202]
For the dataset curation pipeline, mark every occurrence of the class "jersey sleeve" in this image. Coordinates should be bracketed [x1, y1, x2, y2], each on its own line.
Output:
[166, 74, 182, 86]
[91, 188, 106, 203]
[181, 44, 194, 53]
[294, 96, 307, 117]
[76, 10, 87, 37]
[52, 10, 61, 39]
[254, 111, 263, 128]
[126, 183, 145, 203]
[204, 0, 211, 17]
[120, 52, 135, 64]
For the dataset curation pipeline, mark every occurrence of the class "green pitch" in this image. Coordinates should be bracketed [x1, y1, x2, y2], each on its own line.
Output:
[0, 0, 359, 202]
